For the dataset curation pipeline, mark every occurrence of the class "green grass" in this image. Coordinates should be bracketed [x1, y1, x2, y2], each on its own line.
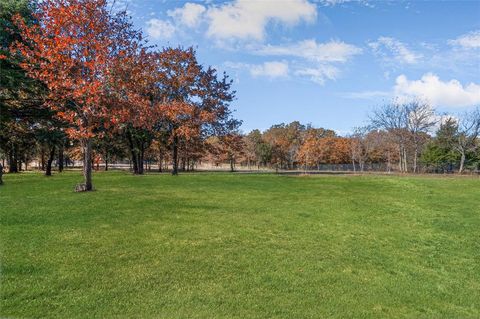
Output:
[1, 171, 479, 318]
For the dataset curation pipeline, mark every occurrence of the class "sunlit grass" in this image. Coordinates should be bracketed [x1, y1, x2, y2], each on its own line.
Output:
[1, 171, 479, 318]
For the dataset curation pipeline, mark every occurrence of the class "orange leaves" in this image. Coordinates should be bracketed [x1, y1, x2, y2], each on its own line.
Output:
[11, 0, 142, 140]
[297, 135, 352, 165]
[11, 0, 237, 149]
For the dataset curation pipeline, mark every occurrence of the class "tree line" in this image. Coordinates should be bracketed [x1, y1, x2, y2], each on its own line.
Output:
[219, 102, 479, 174]
[1, 1, 479, 189]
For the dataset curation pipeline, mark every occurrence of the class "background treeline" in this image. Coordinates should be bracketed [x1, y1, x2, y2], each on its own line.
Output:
[1, 1, 479, 189]
[2, 98, 479, 175]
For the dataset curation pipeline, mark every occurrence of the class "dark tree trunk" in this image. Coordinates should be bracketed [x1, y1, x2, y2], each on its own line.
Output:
[8, 151, 18, 173]
[0, 163, 3, 185]
[172, 134, 179, 175]
[58, 146, 64, 172]
[127, 131, 139, 174]
[104, 156, 109, 171]
[138, 144, 145, 175]
[45, 146, 55, 176]
[181, 157, 186, 172]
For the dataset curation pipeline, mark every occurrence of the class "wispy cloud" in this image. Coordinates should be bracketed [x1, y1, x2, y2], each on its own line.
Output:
[294, 65, 339, 85]
[256, 39, 362, 63]
[253, 39, 361, 84]
[225, 61, 289, 79]
[448, 30, 480, 49]
[369, 36, 422, 64]
[343, 90, 391, 100]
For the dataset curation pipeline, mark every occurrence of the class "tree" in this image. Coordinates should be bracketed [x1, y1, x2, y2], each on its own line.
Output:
[92, 132, 126, 171]
[421, 117, 459, 173]
[244, 129, 268, 169]
[350, 127, 370, 172]
[12, 0, 141, 190]
[36, 125, 65, 176]
[370, 100, 433, 173]
[1, 0, 47, 173]
[220, 132, 245, 172]
[154, 47, 236, 175]
[455, 108, 480, 173]
[405, 101, 436, 173]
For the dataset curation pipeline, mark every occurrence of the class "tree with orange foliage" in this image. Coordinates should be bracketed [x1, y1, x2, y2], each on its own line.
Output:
[12, 0, 142, 190]
[220, 132, 245, 172]
[154, 47, 236, 175]
[296, 133, 322, 169]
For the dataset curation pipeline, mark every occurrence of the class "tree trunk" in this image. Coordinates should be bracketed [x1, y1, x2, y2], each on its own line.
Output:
[413, 146, 418, 173]
[0, 163, 3, 185]
[172, 134, 179, 175]
[45, 146, 55, 176]
[230, 156, 234, 172]
[81, 138, 93, 191]
[458, 151, 466, 174]
[127, 132, 139, 174]
[8, 150, 18, 173]
[104, 156, 109, 171]
[138, 143, 145, 175]
[181, 157, 186, 172]
[58, 146, 64, 172]
[158, 147, 163, 172]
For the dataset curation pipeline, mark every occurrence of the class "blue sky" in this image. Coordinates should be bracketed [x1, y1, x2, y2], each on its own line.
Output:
[116, 0, 480, 134]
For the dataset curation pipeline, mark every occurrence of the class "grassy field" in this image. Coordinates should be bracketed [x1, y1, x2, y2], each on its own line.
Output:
[1, 171, 479, 318]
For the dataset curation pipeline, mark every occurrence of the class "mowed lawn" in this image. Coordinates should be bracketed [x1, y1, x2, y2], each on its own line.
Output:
[1, 171, 479, 318]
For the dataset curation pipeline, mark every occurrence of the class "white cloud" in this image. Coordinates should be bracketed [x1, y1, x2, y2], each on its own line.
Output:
[146, 18, 175, 40]
[295, 65, 339, 85]
[168, 3, 206, 28]
[369, 36, 422, 64]
[320, 0, 368, 5]
[205, 0, 316, 41]
[343, 90, 391, 100]
[254, 39, 361, 85]
[394, 73, 480, 107]
[449, 30, 480, 49]
[256, 39, 362, 62]
[225, 61, 289, 79]
[250, 61, 289, 78]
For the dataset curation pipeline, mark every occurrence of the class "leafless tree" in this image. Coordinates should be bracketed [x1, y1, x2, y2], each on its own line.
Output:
[405, 101, 437, 173]
[369, 101, 410, 172]
[455, 108, 480, 173]
[350, 127, 372, 172]
[370, 99, 436, 173]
